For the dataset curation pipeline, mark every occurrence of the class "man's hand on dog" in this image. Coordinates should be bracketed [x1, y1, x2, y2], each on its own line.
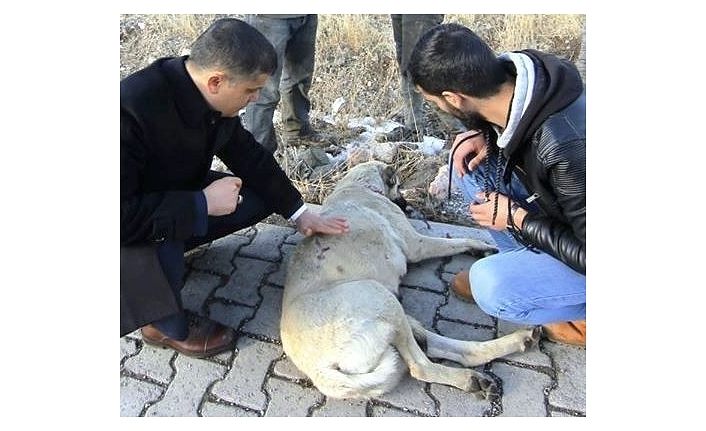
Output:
[296, 209, 350, 237]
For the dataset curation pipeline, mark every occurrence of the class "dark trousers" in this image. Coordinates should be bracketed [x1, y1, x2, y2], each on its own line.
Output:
[241, 15, 318, 153]
[152, 171, 272, 339]
[390, 14, 464, 134]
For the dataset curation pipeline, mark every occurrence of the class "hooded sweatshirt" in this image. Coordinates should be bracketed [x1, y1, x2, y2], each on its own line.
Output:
[497, 49, 586, 273]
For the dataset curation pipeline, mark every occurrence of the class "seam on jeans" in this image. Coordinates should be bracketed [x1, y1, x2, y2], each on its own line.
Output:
[504, 292, 585, 313]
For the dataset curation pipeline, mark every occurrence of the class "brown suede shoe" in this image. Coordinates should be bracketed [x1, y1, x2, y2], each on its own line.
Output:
[542, 320, 586, 347]
[450, 270, 475, 303]
[141, 319, 234, 358]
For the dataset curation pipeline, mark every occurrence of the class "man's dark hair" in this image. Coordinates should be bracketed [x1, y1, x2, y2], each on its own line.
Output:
[408, 23, 509, 98]
[189, 17, 277, 80]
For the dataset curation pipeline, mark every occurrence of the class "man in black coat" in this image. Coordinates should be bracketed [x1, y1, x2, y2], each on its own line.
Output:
[408, 23, 586, 346]
[120, 18, 349, 357]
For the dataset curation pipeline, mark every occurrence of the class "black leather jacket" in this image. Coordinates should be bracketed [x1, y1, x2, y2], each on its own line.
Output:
[511, 92, 586, 274]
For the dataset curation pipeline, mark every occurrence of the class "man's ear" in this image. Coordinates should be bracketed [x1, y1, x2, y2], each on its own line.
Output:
[206, 73, 226, 94]
[441, 91, 463, 110]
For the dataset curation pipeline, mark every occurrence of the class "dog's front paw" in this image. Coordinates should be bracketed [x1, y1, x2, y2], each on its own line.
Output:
[521, 326, 542, 352]
[468, 372, 499, 401]
[467, 240, 498, 258]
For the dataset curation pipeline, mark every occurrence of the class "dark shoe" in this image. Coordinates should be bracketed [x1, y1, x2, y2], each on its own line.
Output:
[284, 128, 333, 147]
[382, 125, 422, 142]
[450, 270, 475, 303]
[141, 319, 234, 358]
[542, 320, 586, 347]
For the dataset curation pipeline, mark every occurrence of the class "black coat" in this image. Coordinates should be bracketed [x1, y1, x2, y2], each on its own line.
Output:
[120, 56, 304, 336]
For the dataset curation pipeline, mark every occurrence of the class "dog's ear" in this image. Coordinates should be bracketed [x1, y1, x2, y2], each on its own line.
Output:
[382, 165, 398, 187]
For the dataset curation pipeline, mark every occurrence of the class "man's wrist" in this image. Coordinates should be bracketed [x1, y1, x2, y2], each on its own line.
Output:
[510, 202, 526, 231]
[288, 205, 307, 222]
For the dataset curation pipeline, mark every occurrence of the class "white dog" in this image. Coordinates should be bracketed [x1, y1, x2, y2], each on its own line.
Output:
[281, 161, 540, 399]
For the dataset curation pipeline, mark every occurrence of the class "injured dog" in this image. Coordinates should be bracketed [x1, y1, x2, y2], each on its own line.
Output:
[281, 161, 540, 400]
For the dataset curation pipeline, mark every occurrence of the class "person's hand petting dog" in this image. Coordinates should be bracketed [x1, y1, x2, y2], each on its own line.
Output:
[295, 209, 350, 237]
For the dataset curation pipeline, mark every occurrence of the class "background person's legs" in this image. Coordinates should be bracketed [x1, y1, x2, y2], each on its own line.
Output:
[392, 14, 463, 136]
[279, 15, 317, 138]
[242, 15, 292, 153]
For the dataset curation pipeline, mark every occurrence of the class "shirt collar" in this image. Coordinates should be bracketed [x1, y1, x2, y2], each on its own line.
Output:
[161, 56, 222, 128]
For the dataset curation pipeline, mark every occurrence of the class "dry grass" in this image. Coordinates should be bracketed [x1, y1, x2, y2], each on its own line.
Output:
[121, 14, 584, 119]
[120, 14, 584, 224]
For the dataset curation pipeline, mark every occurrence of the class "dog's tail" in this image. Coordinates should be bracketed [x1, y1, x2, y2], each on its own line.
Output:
[313, 346, 407, 399]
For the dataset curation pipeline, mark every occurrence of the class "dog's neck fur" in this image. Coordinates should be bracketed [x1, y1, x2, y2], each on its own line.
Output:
[363, 183, 385, 196]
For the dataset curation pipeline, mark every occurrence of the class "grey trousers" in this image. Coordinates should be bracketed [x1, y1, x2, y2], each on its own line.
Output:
[391, 14, 465, 134]
[242, 15, 318, 153]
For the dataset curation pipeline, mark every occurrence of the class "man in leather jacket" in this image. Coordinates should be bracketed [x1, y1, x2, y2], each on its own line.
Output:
[408, 23, 586, 346]
[121, 18, 349, 357]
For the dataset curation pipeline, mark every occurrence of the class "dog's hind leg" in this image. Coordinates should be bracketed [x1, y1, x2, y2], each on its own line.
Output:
[407, 316, 542, 367]
[392, 316, 498, 399]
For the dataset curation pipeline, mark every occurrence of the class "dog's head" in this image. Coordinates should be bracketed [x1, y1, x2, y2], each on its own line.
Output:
[341, 161, 408, 209]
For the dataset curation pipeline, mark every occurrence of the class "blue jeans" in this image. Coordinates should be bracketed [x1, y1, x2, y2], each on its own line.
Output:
[454, 155, 586, 325]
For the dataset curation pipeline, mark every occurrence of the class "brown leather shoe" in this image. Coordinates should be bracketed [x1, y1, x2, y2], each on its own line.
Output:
[450, 270, 475, 303]
[542, 320, 586, 347]
[141, 319, 234, 358]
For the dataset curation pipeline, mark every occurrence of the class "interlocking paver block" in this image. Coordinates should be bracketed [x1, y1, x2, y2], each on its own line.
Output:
[267, 243, 296, 286]
[373, 375, 435, 416]
[145, 355, 226, 416]
[436, 320, 494, 342]
[284, 228, 305, 245]
[400, 287, 444, 327]
[438, 291, 494, 326]
[273, 356, 309, 381]
[545, 342, 586, 413]
[264, 377, 323, 416]
[182, 271, 222, 313]
[208, 302, 255, 330]
[211, 337, 282, 411]
[190, 234, 250, 274]
[442, 253, 479, 276]
[429, 381, 490, 416]
[214, 257, 276, 306]
[239, 224, 296, 261]
[492, 362, 551, 417]
[123, 343, 175, 385]
[120, 337, 138, 362]
[370, 404, 418, 417]
[120, 376, 164, 417]
[201, 402, 259, 417]
[401, 260, 445, 291]
[242, 284, 283, 341]
[312, 397, 368, 417]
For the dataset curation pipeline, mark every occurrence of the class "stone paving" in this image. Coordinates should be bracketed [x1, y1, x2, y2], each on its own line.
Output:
[120, 219, 586, 417]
